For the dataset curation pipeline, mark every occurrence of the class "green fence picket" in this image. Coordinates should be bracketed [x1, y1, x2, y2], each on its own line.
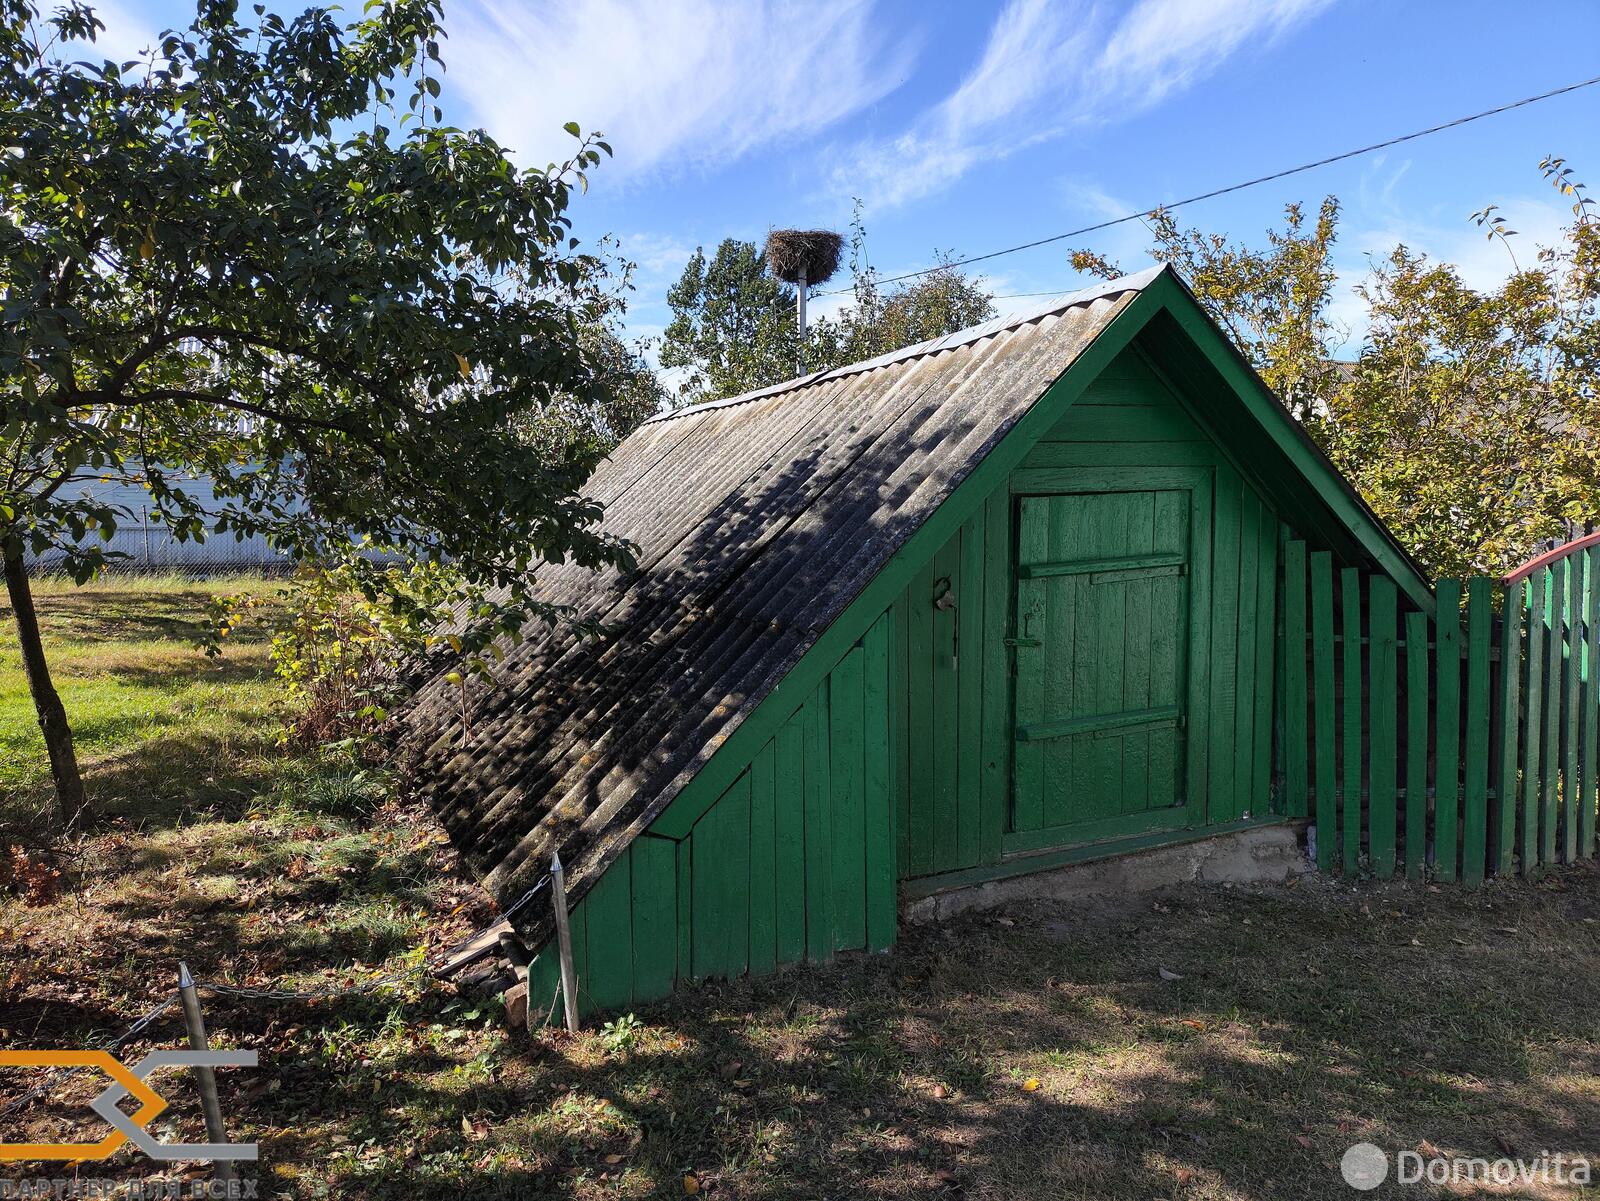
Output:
[1564, 558, 1582, 863]
[1341, 568, 1364, 874]
[1543, 561, 1563, 868]
[1283, 541, 1309, 816]
[1434, 579, 1462, 881]
[1401, 609, 1428, 880]
[1462, 578, 1492, 885]
[1368, 577, 1397, 878]
[1580, 550, 1593, 857]
[1311, 552, 1337, 871]
[1496, 582, 1523, 876]
[1523, 569, 1546, 875]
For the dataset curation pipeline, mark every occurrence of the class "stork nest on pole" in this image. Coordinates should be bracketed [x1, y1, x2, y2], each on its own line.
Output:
[764, 229, 843, 287]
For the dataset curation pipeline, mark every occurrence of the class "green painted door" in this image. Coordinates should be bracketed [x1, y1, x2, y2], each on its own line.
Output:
[1008, 489, 1194, 851]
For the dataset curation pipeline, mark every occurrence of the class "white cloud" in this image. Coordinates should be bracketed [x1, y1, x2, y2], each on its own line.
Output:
[63, 0, 161, 64]
[832, 0, 1334, 209]
[1325, 188, 1576, 353]
[444, 0, 915, 178]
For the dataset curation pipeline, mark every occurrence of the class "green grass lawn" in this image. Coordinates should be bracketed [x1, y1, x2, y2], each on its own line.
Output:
[0, 573, 296, 831]
[3, 578, 1599, 1199]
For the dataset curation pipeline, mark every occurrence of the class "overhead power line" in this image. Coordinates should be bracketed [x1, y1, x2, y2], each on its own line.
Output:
[822, 72, 1600, 296]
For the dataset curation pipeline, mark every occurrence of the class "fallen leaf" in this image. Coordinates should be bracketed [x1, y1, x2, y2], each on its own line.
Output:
[1158, 966, 1183, 982]
[604, 1153, 624, 1164]
[682, 1173, 701, 1195]
[931, 1083, 948, 1099]
[1175, 1167, 1194, 1186]
[1181, 1019, 1205, 1030]
[1021, 1077, 1041, 1091]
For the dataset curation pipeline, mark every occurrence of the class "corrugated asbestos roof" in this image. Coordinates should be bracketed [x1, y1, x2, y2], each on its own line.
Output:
[400, 267, 1161, 933]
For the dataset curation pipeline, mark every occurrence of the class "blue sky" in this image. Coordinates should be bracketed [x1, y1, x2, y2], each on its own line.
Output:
[99, 0, 1600, 369]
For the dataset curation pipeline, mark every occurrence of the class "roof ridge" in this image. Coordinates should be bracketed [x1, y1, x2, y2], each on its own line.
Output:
[644, 264, 1168, 426]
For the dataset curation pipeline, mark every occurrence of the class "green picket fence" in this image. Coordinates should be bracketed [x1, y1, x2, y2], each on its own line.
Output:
[1280, 534, 1600, 883]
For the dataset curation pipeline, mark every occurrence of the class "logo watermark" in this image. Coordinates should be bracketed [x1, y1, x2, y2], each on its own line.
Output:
[1, 1180, 256, 1199]
[1341, 1141, 1593, 1191]
[0, 1049, 257, 1164]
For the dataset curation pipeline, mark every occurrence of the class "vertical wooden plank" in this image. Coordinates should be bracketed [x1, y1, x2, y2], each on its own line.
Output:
[1310, 552, 1337, 871]
[1543, 560, 1563, 869]
[630, 836, 678, 1003]
[1367, 576, 1397, 879]
[1495, 582, 1523, 876]
[1118, 492, 1155, 814]
[774, 714, 807, 966]
[1251, 511, 1277, 816]
[1341, 568, 1363, 875]
[748, 740, 778, 977]
[526, 944, 562, 1028]
[1522, 569, 1546, 875]
[1462, 578, 1493, 886]
[1147, 491, 1185, 809]
[1405, 610, 1430, 880]
[931, 537, 960, 869]
[675, 836, 693, 979]
[569, 900, 590, 1016]
[691, 773, 750, 981]
[1232, 491, 1261, 821]
[1283, 541, 1309, 816]
[1185, 477, 1214, 822]
[978, 493, 1011, 867]
[1435, 578, 1462, 882]
[1071, 497, 1115, 822]
[581, 847, 633, 1012]
[863, 614, 896, 953]
[802, 688, 834, 962]
[906, 558, 935, 876]
[956, 513, 985, 867]
[890, 588, 911, 875]
[1584, 547, 1600, 858]
[830, 645, 867, 951]
[1011, 500, 1047, 837]
[1208, 471, 1242, 824]
[1564, 557, 1582, 863]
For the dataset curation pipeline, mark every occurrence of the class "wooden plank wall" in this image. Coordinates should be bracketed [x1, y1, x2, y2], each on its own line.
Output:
[528, 612, 896, 1019]
[1280, 539, 1600, 883]
[1018, 348, 1281, 833]
[894, 512, 988, 879]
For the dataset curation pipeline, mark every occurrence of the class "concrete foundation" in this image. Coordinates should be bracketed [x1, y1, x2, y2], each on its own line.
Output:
[902, 821, 1313, 924]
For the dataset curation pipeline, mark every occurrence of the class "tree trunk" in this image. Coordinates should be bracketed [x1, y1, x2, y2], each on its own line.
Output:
[3, 548, 87, 829]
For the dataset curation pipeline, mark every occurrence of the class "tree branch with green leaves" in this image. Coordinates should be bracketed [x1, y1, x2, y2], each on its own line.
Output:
[1, 0, 647, 826]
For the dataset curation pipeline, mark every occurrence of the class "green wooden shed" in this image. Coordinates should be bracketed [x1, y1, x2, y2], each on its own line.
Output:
[402, 265, 1435, 1015]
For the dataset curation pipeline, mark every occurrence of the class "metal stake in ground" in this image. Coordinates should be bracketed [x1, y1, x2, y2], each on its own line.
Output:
[550, 853, 581, 1033]
[177, 962, 235, 1187]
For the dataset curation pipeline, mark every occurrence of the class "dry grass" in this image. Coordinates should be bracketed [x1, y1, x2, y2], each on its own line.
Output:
[3, 581, 1599, 1199]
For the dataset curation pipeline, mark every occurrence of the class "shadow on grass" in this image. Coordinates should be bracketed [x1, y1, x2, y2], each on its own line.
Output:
[185, 870, 1600, 1200]
[17, 587, 278, 648]
[94, 654, 275, 690]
